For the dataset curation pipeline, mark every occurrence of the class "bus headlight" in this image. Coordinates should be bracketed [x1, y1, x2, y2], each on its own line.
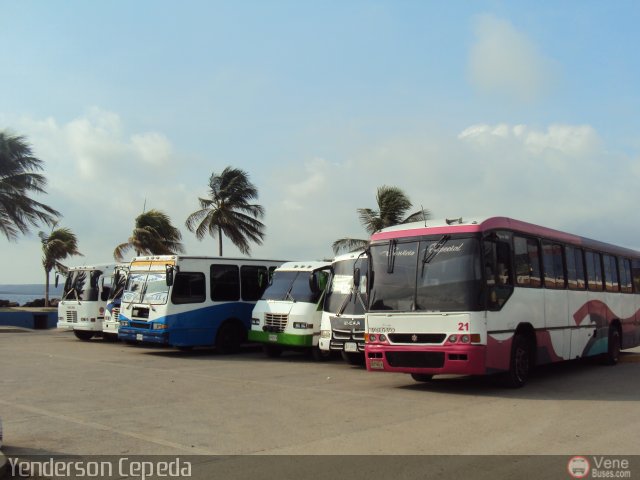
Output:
[152, 323, 167, 330]
[120, 321, 129, 327]
[448, 335, 458, 343]
[251, 318, 260, 325]
[293, 322, 313, 329]
[321, 330, 331, 339]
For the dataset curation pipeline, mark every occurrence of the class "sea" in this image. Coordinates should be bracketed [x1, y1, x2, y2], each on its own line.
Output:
[0, 284, 64, 305]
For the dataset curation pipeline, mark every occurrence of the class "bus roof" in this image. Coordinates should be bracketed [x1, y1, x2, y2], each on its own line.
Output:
[370, 216, 640, 259]
[129, 255, 288, 263]
[275, 261, 331, 272]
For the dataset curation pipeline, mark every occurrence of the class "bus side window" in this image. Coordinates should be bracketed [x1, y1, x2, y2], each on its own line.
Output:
[585, 251, 604, 292]
[603, 254, 620, 292]
[514, 236, 541, 288]
[241, 265, 268, 301]
[566, 246, 586, 290]
[619, 258, 633, 293]
[172, 272, 206, 304]
[542, 242, 565, 289]
[483, 232, 513, 310]
[632, 259, 640, 293]
[210, 264, 240, 301]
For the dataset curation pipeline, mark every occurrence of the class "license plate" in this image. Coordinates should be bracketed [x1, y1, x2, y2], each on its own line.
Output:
[370, 359, 384, 370]
[136, 334, 143, 341]
[268, 334, 278, 342]
[344, 342, 358, 353]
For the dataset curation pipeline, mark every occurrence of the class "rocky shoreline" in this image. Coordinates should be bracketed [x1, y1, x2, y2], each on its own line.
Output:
[0, 298, 60, 308]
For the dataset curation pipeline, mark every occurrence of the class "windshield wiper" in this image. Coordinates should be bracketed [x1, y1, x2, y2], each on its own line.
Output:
[387, 240, 397, 274]
[421, 235, 450, 277]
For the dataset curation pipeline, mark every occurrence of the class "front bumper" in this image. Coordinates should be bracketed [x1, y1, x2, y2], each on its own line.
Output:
[249, 330, 315, 347]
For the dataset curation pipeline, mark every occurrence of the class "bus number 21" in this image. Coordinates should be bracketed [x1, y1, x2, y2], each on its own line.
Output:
[458, 322, 469, 331]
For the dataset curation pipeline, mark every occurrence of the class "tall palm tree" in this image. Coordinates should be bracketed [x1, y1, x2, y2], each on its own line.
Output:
[39, 224, 82, 307]
[332, 185, 430, 254]
[185, 166, 265, 256]
[114, 209, 185, 261]
[0, 131, 60, 240]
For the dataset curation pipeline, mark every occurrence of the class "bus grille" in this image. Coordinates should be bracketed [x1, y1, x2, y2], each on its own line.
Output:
[388, 333, 446, 344]
[66, 311, 78, 323]
[385, 351, 445, 368]
[265, 313, 288, 333]
[131, 321, 151, 329]
[332, 328, 365, 341]
[112, 308, 120, 322]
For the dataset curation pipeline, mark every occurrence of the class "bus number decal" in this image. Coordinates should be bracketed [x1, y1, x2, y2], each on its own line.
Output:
[458, 322, 469, 331]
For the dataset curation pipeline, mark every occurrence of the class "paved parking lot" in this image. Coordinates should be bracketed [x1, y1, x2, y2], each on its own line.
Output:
[1, 328, 640, 477]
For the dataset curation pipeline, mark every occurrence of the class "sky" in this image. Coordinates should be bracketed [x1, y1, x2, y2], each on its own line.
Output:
[1, 0, 640, 283]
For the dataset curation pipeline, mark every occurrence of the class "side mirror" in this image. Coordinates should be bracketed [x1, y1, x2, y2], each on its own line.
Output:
[309, 273, 319, 294]
[166, 265, 174, 287]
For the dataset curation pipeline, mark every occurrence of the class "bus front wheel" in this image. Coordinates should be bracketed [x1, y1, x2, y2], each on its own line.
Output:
[74, 330, 95, 341]
[505, 334, 531, 388]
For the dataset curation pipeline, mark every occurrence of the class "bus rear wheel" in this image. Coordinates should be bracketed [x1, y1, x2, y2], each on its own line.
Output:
[602, 326, 621, 366]
[216, 321, 243, 354]
[263, 344, 283, 358]
[74, 330, 95, 341]
[505, 334, 531, 388]
[341, 351, 365, 366]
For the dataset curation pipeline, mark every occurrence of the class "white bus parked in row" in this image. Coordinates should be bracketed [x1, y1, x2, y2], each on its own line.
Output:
[118, 255, 285, 351]
[56, 263, 117, 341]
[102, 264, 129, 341]
[319, 251, 368, 364]
[250, 261, 331, 360]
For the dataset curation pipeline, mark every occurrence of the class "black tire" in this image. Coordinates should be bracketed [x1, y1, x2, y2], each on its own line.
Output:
[102, 333, 118, 342]
[312, 346, 331, 362]
[505, 334, 531, 388]
[411, 373, 433, 382]
[177, 346, 194, 352]
[74, 330, 95, 341]
[263, 344, 283, 358]
[602, 326, 621, 366]
[341, 351, 365, 366]
[216, 321, 243, 354]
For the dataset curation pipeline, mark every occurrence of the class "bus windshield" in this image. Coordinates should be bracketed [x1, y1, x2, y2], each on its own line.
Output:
[261, 271, 322, 303]
[123, 272, 169, 305]
[108, 269, 128, 302]
[63, 270, 102, 302]
[369, 236, 483, 312]
[324, 258, 368, 315]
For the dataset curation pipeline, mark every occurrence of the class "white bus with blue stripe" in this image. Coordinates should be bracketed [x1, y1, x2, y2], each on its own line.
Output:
[118, 255, 285, 352]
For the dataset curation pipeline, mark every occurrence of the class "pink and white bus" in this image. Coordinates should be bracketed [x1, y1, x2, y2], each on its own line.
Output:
[365, 217, 640, 387]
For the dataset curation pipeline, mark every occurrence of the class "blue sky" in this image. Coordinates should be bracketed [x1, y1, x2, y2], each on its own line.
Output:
[1, 1, 639, 283]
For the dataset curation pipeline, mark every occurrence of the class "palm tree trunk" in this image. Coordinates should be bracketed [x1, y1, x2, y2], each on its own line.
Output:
[44, 269, 50, 307]
[218, 226, 223, 256]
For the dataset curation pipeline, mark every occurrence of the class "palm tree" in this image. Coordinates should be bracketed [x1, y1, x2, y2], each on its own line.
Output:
[185, 166, 265, 256]
[332, 185, 430, 254]
[114, 209, 185, 261]
[0, 131, 60, 240]
[39, 224, 82, 307]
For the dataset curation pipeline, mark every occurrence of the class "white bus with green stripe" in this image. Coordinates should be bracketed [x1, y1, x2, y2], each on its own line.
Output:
[249, 261, 331, 360]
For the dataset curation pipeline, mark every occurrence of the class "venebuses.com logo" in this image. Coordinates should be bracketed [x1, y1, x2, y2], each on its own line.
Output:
[568, 456, 632, 479]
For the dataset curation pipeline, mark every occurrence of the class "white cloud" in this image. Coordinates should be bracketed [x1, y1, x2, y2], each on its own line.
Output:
[131, 132, 173, 166]
[281, 157, 329, 211]
[468, 14, 558, 102]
